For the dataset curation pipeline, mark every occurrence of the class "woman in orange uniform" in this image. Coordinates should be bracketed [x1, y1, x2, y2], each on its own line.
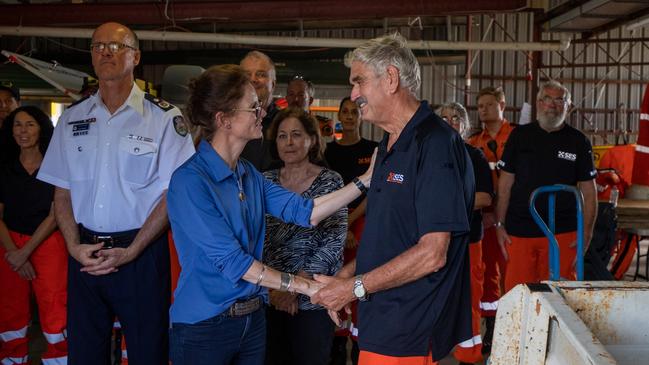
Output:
[0, 106, 68, 365]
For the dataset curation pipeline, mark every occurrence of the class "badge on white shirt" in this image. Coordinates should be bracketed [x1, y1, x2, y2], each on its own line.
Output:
[68, 117, 96, 137]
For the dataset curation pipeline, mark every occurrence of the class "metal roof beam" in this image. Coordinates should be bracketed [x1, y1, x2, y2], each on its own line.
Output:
[0, 0, 529, 26]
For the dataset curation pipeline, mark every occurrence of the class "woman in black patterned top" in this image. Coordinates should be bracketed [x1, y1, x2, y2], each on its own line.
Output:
[263, 107, 347, 365]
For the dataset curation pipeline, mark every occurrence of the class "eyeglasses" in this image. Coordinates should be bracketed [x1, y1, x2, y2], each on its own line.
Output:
[441, 115, 463, 125]
[540, 96, 567, 106]
[90, 42, 138, 54]
[232, 103, 263, 119]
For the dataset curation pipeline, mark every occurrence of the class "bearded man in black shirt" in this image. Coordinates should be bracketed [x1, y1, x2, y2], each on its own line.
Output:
[494, 80, 597, 292]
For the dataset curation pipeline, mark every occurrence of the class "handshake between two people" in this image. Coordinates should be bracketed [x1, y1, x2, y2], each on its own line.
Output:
[269, 271, 357, 327]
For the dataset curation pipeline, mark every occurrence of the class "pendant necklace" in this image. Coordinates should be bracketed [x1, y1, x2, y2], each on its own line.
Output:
[236, 164, 245, 201]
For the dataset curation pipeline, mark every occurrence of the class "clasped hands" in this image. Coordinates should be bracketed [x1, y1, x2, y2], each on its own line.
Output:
[70, 242, 135, 276]
[270, 271, 355, 327]
[4, 247, 36, 280]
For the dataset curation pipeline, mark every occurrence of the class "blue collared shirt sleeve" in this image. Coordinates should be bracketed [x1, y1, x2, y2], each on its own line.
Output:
[262, 174, 314, 227]
[168, 168, 254, 283]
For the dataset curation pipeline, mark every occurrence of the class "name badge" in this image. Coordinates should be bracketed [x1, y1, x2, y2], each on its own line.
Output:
[69, 118, 96, 137]
[68, 118, 96, 125]
[73, 124, 89, 132]
[127, 134, 154, 143]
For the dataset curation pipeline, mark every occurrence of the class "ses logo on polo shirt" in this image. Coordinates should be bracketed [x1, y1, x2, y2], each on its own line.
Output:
[358, 157, 372, 165]
[386, 172, 404, 184]
[557, 151, 577, 162]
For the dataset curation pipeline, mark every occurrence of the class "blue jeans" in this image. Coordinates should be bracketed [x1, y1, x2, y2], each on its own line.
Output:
[169, 307, 266, 365]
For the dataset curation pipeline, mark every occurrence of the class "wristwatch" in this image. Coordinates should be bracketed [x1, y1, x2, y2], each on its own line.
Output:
[353, 275, 369, 302]
[494, 221, 505, 229]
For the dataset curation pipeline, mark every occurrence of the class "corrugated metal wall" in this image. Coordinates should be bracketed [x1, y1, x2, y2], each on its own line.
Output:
[361, 13, 648, 145]
[420, 13, 535, 132]
[544, 27, 649, 145]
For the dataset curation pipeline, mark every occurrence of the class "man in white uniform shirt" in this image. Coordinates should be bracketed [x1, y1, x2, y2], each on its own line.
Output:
[38, 22, 195, 365]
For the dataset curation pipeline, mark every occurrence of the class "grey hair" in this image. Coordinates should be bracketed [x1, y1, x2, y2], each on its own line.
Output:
[241, 50, 276, 81]
[345, 33, 421, 96]
[436, 101, 470, 138]
[537, 80, 571, 104]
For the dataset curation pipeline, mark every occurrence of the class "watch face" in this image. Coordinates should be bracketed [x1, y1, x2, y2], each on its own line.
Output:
[354, 284, 366, 298]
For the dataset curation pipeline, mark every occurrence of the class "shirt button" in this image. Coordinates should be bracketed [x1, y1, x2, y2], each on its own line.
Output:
[106, 142, 110, 146]
[105, 163, 109, 167]
[101, 184, 106, 188]
[98, 204, 104, 208]
[107, 122, 111, 126]
[376, 188, 382, 193]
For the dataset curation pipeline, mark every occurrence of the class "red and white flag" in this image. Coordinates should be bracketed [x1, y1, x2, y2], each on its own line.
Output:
[632, 84, 649, 186]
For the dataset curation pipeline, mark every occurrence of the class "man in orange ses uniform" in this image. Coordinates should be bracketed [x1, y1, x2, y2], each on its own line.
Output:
[467, 86, 513, 354]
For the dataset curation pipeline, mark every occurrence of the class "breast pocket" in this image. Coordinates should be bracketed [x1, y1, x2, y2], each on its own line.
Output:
[65, 137, 98, 181]
[118, 137, 158, 186]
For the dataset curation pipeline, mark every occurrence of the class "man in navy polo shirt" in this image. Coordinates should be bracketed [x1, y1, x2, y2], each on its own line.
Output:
[313, 33, 475, 365]
[494, 80, 597, 293]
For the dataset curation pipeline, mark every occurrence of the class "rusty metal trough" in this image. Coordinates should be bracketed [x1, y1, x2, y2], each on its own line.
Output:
[490, 281, 649, 364]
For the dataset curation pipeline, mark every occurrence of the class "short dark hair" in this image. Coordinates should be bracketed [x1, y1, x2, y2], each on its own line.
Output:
[338, 96, 352, 111]
[268, 107, 325, 166]
[476, 86, 505, 103]
[1, 106, 54, 160]
[337, 96, 362, 132]
[186, 64, 250, 141]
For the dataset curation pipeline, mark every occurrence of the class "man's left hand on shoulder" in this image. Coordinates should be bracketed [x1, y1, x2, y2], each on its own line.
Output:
[311, 274, 355, 311]
[80, 246, 136, 276]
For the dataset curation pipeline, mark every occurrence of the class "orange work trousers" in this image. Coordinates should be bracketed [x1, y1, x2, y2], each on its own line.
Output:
[504, 231, 577, 293]
[453, 241, 484, 364]
[480, 227, 506, 317]
[359, 350, 437, 365]
[0, 230, 68, 365]
[480, 227, 507, 317]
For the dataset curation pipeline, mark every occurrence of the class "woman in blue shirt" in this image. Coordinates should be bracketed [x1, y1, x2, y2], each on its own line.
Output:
[167, 64, 373, 365]
[263, 108, 347, 365]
